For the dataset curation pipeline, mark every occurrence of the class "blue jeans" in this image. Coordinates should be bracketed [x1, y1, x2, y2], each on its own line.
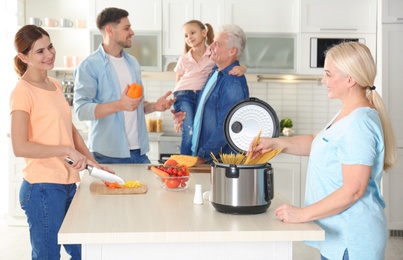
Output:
[174, 90, 200, 155]
[20, 179, 81, 260]
[92, 149, 151, 164]
[321, 248, 349, 260]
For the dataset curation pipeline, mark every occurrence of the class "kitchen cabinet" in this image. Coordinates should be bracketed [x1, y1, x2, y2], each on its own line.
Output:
[162, 0, 225, 55]
[224, 0, 299, 33]
[301, 0, 377, 33]
[88, 0, 162, 30]
[382, 22, 403, 231]
[7, 136, 27, 226]
[162, 0, 193, 56]
[300, 156, 309, 207]
[382, 0, 403, 23]
[270, 154, 301, 207]
[382, 24, 403, 148]
[383, 149, 403, 231]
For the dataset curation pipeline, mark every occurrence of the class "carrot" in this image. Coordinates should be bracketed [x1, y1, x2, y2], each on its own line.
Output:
[104, 181, 121, 189]
[150, 166, 170, 180]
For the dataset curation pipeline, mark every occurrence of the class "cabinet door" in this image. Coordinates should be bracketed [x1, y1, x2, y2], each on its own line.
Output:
[301, 0, 377, 33]
[8, 182, 26, 218]
[300, 156, 309, 207]
[383, 149, 403, 230]
[383, 24, 403, 147]
[270, 154, 301, 207]
[225, 0, 299, 33]
[162, 0, 194, 55]
[272, 163, 301, 207]
[383, 0, 403, 23]
[193, 0, 226, 33]
[89, 0, 162, 30]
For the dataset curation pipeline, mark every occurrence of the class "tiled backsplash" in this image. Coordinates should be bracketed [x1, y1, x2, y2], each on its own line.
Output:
[142, 78, 341, 135]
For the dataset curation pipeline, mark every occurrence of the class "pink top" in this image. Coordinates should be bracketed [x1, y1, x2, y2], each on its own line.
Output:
[9, 78, 80, 184]
[173, 48, 215, 92]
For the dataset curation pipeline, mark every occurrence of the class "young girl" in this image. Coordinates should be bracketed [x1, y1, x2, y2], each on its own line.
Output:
[10, 25, 112, 259]
[173, 20, 245, 155]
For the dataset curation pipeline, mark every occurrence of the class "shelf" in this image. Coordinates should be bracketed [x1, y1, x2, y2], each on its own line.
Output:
[43, 26, 88, 31]
[53, 67, 76, 72]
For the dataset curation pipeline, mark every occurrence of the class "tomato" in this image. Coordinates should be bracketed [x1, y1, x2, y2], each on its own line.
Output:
[127, 83, 142, 98]
[165, 179, 180, 189]
[164, 159, 178, 167]
[167, 168, 173, 175]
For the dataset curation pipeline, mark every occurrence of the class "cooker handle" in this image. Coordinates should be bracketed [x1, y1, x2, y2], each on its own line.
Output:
[225, 165, 239, 178]
[265, 167, 274, 201]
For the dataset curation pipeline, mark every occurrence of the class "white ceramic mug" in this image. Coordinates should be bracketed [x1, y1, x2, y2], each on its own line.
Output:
[75, 19, 87, 28]
[72, 56, 81, 67]
[60, 18, 73, 28]
[29, 17, 42, 26]
[63, 56, 73, 68]
[44, 18, 59, 27]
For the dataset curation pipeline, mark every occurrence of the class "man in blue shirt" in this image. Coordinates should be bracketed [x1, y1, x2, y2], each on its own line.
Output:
[173, 24, 249, 164]
[74, 8, 174, 164]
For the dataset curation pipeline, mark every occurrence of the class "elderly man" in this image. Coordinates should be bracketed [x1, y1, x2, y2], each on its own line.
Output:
[74, 7, 174, 164]
[173, 24, 249, 164]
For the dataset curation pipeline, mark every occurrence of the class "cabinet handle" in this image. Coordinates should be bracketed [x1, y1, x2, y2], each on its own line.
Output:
[257, 75, 322, 84]
[397, 18, 403, 21]
[320, 28, 358, 31]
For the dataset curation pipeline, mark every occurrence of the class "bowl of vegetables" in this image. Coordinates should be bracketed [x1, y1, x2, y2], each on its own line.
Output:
[150, 159, 192, 191]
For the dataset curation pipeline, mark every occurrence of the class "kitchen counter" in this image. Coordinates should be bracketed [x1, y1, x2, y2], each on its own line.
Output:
[58, 164, 324, 259]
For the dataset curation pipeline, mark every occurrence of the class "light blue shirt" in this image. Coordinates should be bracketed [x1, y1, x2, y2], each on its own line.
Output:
[73, 44, 149, 158]
[305, 107, 387, 260]
[191, 70, 218, 155]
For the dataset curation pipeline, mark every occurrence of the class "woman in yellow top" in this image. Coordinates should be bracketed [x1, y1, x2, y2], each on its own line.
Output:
[10, 25, 112, 260]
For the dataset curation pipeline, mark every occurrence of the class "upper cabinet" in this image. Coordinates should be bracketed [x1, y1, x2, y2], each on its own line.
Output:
[88, 0, 162, 30]
[162, 0, 194, 56]
[382, 0, 403, 23]
[301, 0, 377, 33]
[162, 0, 225, 56]
[162, 0, 298, 56]
[224, 0, 299, 33]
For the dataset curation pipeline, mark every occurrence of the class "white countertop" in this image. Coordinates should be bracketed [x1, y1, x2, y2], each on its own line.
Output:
[58, 164, 324, 245]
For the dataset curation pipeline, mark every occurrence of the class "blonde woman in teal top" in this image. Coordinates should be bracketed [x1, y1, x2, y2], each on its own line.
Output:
[248, 42, 397, 260]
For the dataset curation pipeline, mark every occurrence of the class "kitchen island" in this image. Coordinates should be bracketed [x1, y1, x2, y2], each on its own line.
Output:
[58, 164, 324, 260]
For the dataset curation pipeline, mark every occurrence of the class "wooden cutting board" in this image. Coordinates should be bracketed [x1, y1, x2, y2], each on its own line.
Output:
[89, 180, 147, 195]
[147, 164, 211, 173]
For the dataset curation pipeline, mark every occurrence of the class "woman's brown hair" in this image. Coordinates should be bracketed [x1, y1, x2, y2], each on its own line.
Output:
[14, 25, 50, 77]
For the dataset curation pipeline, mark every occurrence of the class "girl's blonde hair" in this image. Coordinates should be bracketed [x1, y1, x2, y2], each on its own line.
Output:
[325, 42, 397, 171]
[182, 20, 214, 54]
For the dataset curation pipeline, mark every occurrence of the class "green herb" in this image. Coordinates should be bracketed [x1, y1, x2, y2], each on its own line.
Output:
[280, 118, 293, 133]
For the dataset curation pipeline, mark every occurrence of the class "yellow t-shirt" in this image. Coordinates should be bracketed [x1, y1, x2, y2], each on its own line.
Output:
[9, 77, 80, 184]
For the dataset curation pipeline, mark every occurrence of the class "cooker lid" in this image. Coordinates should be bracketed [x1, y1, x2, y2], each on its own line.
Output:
[224, 97, 279, 153]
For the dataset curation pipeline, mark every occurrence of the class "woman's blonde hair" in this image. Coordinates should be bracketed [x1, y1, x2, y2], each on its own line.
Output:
[325, 42, 397, 170]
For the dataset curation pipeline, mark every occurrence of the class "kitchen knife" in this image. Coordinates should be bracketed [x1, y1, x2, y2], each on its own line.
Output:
[64, 158, 125, 184]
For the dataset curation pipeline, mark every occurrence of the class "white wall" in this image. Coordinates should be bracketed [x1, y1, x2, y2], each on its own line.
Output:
[141, 76, 341, 136]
